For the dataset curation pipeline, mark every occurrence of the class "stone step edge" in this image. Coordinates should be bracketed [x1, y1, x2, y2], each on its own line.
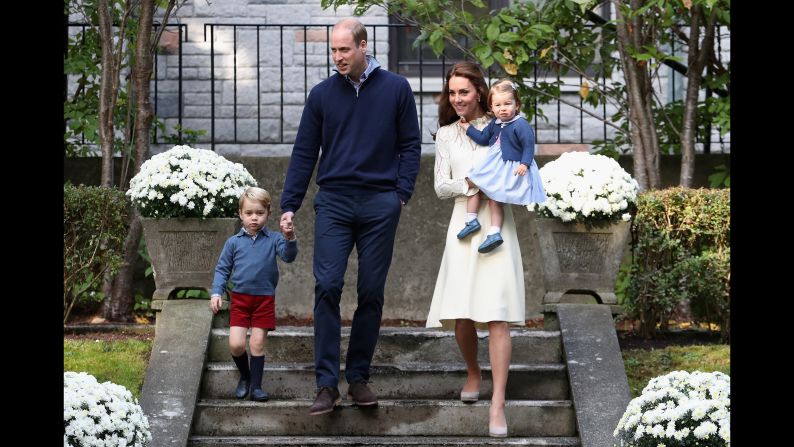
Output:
[205, 362, 566, 373]
[196, 399, 573, 408]
[211, 327, 561, 338]
[187, 435, 581, 445]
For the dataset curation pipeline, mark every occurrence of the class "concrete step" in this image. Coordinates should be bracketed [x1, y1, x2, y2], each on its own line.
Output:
[192, 399, 577, 437]
[188, 435, 581, 446]
[201, 363, 569, 400]
[208, 327, 563, 364]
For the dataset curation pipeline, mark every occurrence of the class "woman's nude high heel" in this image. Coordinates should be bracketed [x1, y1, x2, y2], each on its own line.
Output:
[460, 390, 479, 402]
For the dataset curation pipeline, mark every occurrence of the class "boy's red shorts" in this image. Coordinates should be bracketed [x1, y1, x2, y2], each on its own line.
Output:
[229, 291, 276, 330]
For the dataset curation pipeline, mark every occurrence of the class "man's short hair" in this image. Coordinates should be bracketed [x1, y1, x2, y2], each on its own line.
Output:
[337, 18, 367, 46]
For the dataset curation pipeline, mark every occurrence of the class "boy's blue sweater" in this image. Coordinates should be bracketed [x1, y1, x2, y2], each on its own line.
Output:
[280, 66, 421, 214]
[466, 116, 536, 166]
[211, 228, 298, 297]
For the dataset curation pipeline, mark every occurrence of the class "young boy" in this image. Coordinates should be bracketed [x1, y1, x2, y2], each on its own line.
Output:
[209, 186, 297, 401]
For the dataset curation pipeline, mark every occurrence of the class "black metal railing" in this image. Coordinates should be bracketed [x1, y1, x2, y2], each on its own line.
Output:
[194, 23, 642, 150]
[198, 23, 444, 149]
[66, 22, 730, 153]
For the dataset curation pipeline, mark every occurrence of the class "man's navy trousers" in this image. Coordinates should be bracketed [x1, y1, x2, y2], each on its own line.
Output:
[312, 189, 403, 387]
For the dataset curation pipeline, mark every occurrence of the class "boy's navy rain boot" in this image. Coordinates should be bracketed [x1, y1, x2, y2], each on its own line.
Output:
[231, 352, 251, 399]
[249, 355, 269, 402]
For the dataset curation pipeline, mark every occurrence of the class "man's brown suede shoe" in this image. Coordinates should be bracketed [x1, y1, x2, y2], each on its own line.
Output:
[308, 387, 341, 415]
[347, 380, 378, 406]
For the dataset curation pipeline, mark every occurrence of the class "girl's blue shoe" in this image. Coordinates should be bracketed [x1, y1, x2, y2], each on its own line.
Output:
[478, 233, 503, 253]
[457, 218, 481, 239]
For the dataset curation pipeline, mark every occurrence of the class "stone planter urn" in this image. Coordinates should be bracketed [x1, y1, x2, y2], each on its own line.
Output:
[141, 217, 239, 301]
[534, 217, 631, 305]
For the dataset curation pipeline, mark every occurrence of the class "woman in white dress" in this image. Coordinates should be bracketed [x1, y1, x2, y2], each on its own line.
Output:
[426, 61, 526, 438]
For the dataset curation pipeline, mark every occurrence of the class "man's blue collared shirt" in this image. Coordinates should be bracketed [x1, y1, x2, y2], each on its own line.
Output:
[211, 227, 298, 297]
[340, 55, 379, 94]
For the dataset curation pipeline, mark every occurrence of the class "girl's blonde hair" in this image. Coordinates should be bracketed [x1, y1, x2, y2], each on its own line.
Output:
[488, 78, 522, 109]
[239, 187, 271, 212]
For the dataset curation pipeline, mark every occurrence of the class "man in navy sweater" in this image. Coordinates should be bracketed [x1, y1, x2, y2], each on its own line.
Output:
[279, 18, 421, 416]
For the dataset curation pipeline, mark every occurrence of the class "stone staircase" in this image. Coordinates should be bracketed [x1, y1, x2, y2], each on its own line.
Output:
[186, 312, 582, 446]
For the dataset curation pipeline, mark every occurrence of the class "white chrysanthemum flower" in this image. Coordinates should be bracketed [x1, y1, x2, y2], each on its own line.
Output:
[127, 145, 257, 219]
[710, 406, 728, 421]
[649, 424, 664, 437]
[614, 371, 729, 447]
[718, 420, 730, 442]
[665, 420, 677, 438]
[64, 372, 152, 447]
[561, 211, 577, 222]
[692, 404, 708, 420]
[694, 420, 719, 439]
[533, 152, 638, 223]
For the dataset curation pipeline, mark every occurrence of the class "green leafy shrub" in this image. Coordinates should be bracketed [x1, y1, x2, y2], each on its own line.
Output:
[624, 187, 730, 340]
[64, 183, 131, 323]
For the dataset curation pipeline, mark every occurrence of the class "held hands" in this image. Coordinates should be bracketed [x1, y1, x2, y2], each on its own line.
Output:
[209, 296, 222, 314]
[514, 163, 528, 176]
[280, 211, 295, 240]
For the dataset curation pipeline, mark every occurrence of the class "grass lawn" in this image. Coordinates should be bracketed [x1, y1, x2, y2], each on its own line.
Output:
[64, 338, 153, 399]
[622, 344, 730, 397]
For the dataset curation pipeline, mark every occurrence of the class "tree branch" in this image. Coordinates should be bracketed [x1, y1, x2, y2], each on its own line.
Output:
[150, 0, 180, 55]
[523, 82, 626, 133]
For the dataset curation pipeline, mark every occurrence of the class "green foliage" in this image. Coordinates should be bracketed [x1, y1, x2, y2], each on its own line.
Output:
[137, 235, 154, 278]
[624, 187, 730, 340]
[65, 2, 138, 158]
[614, 255, 632, 304]
[705, 71, 731, 135]
[173, 288, 211, 299]
[64, 25, 108, 157]
[684, 249, 730, 336]
[64, 184, 132, 323]
[133, 292, 154, 321]
[65, 0, 205, 157]
[708, 164, 730, 188]
[654, 99, 727, 156]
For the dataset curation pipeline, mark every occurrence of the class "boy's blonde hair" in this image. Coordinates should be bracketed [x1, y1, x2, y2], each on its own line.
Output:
[239, 187, 272, 212]
[488, 78, 522, 109]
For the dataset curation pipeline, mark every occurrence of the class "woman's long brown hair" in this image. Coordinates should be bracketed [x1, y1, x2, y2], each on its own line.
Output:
[436, 61, 491, 129]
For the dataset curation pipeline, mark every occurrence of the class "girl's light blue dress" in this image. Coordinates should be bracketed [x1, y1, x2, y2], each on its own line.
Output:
[467, 131, 546, 205]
